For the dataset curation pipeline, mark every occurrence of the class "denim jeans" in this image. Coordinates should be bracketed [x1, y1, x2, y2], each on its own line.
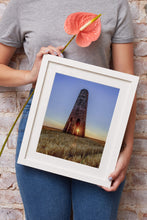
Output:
[15, 89, 125, 220]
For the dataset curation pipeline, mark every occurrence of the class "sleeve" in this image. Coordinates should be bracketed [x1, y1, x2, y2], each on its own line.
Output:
[0, 0, 23, 48]
[112, 0, 134, 43]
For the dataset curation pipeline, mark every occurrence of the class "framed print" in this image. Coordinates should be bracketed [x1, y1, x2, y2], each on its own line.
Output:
[17, 55, 139, 188]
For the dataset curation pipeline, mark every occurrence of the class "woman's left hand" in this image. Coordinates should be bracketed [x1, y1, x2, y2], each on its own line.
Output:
[101, 149, 131, 192]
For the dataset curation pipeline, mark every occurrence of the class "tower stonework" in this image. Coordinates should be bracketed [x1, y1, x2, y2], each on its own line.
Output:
[63, 89, 89, 137]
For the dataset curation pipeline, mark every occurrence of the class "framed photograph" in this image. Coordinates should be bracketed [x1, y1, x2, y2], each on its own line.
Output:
[17, 55, 139, 188]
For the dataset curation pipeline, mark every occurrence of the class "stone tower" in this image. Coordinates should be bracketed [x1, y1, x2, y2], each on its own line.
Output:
[63, 89, 89, 137]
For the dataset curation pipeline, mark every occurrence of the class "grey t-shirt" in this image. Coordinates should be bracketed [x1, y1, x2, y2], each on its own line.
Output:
[0, 0, 134, 70]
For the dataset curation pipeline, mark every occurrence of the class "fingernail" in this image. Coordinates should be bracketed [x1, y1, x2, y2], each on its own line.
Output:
[53, 51, 58, 56]
[45, 49, 49, 53]
[60, 53, 64, 58]
[108, 177, 113, 181]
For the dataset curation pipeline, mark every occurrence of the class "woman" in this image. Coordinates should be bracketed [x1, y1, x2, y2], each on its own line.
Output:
[0, 0, 136, 219]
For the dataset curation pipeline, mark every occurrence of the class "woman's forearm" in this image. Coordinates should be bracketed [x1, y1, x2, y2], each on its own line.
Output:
[0, 45, 64, 88]
[122, 96, 136, 157]
[112, 43, 135, 154]
[0, 64, 31, 87]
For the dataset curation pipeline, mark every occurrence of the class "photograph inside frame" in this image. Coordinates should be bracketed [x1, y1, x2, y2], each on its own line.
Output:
[36, 72, 120, 168]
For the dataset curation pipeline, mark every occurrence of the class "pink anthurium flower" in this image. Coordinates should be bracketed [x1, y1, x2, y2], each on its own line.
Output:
[64, 12, 101, 47]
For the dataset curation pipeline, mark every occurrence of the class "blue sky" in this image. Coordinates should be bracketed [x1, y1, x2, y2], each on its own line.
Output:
[43, 73, 119, 141]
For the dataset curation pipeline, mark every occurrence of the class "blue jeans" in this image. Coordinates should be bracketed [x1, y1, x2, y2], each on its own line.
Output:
[15, 89, 125, 220]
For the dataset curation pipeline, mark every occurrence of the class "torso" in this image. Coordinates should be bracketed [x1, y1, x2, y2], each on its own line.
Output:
[19, 0, 117, 69]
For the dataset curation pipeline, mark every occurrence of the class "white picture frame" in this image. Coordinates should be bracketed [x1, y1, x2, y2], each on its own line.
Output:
[17, 55, 139, 188]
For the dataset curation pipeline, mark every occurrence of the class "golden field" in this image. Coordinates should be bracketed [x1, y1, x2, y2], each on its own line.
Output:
[36, 126, 105, 168]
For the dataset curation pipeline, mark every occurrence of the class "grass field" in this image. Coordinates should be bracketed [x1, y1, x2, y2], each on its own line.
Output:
[36, 127, 105, 168]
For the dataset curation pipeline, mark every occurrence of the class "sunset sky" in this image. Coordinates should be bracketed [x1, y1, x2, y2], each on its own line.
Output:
[43, 73, 119, 142]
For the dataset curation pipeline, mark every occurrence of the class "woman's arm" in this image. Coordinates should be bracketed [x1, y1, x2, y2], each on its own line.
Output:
[0, 43, 64, 87]
[103, 43, 136, 192]
[0, 43, 30, 87]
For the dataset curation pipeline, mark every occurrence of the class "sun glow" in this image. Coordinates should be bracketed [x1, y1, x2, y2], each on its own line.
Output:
[76, 128, 80, 135]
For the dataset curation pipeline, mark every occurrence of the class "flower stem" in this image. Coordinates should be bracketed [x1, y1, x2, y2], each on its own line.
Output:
[0, 89, 34, 156]
[61, 35, 76, 53]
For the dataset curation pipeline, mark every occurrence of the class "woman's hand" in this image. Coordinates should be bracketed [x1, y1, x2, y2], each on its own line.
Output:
[101, 95, 136, 192]
[25, 45, 64, 87]
[102, 148, 132, 192]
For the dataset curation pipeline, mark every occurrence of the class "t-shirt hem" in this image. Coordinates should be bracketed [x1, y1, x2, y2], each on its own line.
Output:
[0, 39, 22, 48]
[112, 37, 134, 43]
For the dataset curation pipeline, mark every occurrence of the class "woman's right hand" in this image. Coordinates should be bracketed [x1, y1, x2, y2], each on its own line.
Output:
[0, 44, 64, 87]
[26, 45, 64, 87]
